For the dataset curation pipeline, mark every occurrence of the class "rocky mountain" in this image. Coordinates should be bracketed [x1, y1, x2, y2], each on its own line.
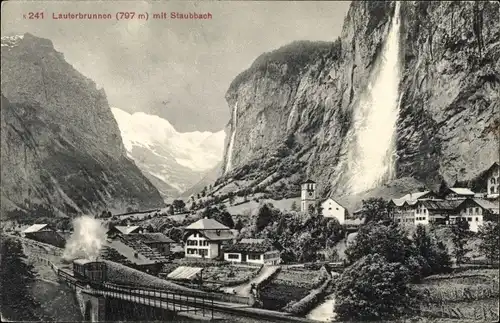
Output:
[111, 108, 225, 199]
[1, 33, 165, 219]
[214, 1, 499, 211]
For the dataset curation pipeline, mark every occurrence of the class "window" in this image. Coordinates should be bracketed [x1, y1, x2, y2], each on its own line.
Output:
[475, 207, 479, 214]
[227, 254, 239, 259]
[467, 217, 472, 222]
[491, 178, 496, 184]
[475, 217, 479, 222]
[328, 208, 332, 210]
[248, 254, 261, 260]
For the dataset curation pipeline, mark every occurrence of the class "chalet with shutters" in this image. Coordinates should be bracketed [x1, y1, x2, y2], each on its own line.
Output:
[223, 238, 281, 265]
[485, 162, 499, 198]
[183, 218, 234, 259]
[452, 198, 500, 232]
[442, 187, 475, 200]
[21, 224, 66, 248]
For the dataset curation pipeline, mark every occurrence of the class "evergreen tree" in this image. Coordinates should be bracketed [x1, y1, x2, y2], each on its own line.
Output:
[412, 224, 452, 275]
[451, 218, 470, 265]
[234, 219, 244, 232]
[256, 203, 274, 231]
[1, 237, 41, 321]
[290, 201, 298, 212]
[478, 221, 500, 265]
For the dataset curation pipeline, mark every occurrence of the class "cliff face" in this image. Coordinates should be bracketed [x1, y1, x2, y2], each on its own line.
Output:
[218, 1, 499, 204]
[1, 33, 164, 219]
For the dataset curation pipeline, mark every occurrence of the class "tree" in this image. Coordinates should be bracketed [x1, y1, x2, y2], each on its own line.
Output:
[217, 212, 235, 229]
[438, 179, 450, 199]
[1, 238, 42, 321]
[360, 198, 392, 223]
[478, 221, 500, 265]
[173, 199, 186, 213]
[345, 222, 414, 265]
[256, 203, 274, 231]
[290, 201, 298, 212]
[167, 205, 175, 215]
[56, 218, 71, 232]
[167, 227, 183, 242]
[229, 194, 236, 205]
[412, 225, 451, 276]
[451, 218, 470, 265]
[145, 224, 155, 233]
[234, 219, 244, 232]
[190, 201, 197, 211]
[334, 254, 417, 321]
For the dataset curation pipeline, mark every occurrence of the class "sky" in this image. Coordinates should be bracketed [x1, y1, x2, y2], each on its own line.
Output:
[1, 0, 351, 132]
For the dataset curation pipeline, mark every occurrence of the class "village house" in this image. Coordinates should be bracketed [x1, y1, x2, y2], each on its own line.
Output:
[391, 191, 439, 224]
[485, 162, 499, 198]
[223, 238, 281, 265]
[128, 233, 174, 255]
[442, 187, 475, 200]
[321, 198, 347, 224]
[21, 224, 66, 248]
[183, 218, 234, 259]
[451, 198, 499, 232]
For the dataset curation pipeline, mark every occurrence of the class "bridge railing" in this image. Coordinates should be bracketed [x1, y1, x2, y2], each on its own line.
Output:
[99, 282, 214, 318]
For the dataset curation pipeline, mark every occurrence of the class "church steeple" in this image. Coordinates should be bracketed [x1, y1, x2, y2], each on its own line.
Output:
[300, 179, 316, 213]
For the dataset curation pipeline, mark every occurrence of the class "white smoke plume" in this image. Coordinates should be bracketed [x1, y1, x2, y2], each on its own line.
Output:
[62, 215, 108, 262]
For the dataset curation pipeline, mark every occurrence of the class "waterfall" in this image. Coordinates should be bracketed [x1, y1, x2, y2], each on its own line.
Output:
[224, 101, 238, 174]
[345, 1, 402, 194]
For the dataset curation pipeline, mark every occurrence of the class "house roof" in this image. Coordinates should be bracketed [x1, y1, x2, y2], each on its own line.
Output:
[302, 179, 316, 184]
[448, 187, 475, 196]
[113, 226, 143, 234]
[419, 200, 462, 211]
[106, 239, 158, 265]
[321, 197, 345, 208]
[167, 266, 203, 280]
[185, 218, 229, 230]
[240, 238, 265, 244]
[392, 191, 432, 206]
[466, 198, 500, 214]
[485, 162, 499, 175]
[130, 233, 174, 244]
[223, 240, 276, 254]
[200, 230, 234, 241]
[22, 224, 51, 233]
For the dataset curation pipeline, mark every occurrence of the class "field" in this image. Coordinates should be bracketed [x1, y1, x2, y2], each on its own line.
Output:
[414, 268, 499, 321]
[260, 268, 322, 311]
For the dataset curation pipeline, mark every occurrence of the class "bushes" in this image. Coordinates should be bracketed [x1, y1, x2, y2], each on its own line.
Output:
[334, 254, 419, 321]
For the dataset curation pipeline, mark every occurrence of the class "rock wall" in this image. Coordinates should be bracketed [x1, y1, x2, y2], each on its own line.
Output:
[218, 1, 499, 202]
[1, 33, 164, 219]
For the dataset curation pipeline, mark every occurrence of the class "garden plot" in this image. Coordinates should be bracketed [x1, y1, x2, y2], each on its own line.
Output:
[260, 268, 322, 311]
[202, 265, 258, 285]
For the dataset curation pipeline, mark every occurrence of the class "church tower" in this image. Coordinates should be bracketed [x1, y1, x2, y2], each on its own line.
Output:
[301, 179, 316, 213]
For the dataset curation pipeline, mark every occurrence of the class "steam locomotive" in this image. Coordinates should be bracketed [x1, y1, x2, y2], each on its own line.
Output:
[72, 259, 107, 286]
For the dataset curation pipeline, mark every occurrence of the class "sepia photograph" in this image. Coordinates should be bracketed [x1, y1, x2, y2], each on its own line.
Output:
[1, 0, 499, 322]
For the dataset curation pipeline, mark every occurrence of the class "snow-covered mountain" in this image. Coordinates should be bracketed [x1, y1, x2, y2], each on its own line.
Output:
[111, 107, 225, 199]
